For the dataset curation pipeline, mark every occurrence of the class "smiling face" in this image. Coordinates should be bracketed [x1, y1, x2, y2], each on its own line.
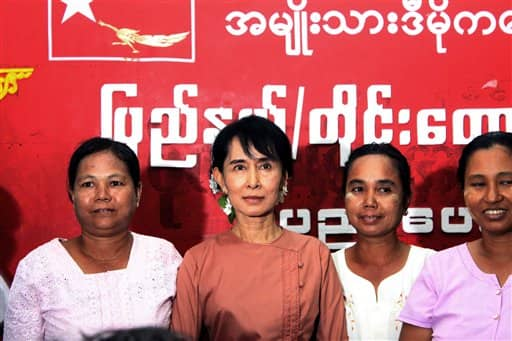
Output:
[344, 154, 406, 238]
[69, 150, 141, 237]
[463, 145, 512, 236]
[213, 137, 285, 222]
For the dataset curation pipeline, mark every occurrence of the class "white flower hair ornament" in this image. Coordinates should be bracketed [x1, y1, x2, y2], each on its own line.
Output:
[209, 174, 235, 223]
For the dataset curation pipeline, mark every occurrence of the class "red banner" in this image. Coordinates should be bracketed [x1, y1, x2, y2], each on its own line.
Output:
[1, 0, 511, 279]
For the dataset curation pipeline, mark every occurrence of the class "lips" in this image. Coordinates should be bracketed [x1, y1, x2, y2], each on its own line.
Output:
[483, 208, 507, 220]
[358, 215, 382, 224]
[92, 208, 115, 215]
[243, 196, 264, 204]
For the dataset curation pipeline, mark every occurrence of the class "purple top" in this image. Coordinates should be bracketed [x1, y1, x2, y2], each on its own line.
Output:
[398, 243, 512, 340]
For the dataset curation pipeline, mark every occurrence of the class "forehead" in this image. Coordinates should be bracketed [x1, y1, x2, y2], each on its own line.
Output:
[348, 154, 400, 180]
[77, 150, 128, 173]
[225, 137, 266, 160]
[466, 145, 512, 175]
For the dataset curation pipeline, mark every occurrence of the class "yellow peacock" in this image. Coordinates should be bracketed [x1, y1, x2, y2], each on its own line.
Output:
[98, 20, 189, 53]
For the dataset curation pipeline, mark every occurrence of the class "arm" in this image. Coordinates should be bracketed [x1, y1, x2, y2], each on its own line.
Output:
[170, 250, 203, 340]
[397, 257, 438, 340]
[3, 259, 44, 341]
[316, 245, 347, 340]
[399, 323, 432, 341]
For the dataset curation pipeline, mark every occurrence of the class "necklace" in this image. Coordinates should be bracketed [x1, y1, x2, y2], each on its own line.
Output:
[78, 234, 133, 264]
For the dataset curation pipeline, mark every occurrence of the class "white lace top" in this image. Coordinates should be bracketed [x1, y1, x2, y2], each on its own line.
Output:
[332, 245, 435, 340]
[4, 232, 182, 341]
[0, 274, 8, 323]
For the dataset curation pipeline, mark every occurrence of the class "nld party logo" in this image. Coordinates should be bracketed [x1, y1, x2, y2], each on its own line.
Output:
[48, 0, 195, 62]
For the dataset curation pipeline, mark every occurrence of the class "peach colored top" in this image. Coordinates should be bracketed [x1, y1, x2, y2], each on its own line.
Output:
[171, 229, 346, 340]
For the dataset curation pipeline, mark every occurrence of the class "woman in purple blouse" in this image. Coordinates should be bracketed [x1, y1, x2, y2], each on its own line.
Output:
[399, 131, 512, 340]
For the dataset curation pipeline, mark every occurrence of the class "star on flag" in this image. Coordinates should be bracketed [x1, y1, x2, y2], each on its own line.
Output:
[60, 0, 96, 23]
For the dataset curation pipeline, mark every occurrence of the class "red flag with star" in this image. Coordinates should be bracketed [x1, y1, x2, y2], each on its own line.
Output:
[49, 0, 194, 61]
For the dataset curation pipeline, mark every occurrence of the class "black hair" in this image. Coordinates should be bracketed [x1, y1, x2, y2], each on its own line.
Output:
[457, 131, 512, 188]
[68, 137, 141, 193]
[342, 143, 412, 209]
[210, 116, 293, 177]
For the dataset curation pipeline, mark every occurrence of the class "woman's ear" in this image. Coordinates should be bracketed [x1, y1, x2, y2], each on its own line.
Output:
[281, 171, 289, 188]
[136, 182, 142, 207]
[212, 167, 226, 193]
[402, 198, 411, 216]
[67, 185, 75, 203]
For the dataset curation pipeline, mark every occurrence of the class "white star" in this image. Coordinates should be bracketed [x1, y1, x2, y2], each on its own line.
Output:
[61, 0, 96, 23]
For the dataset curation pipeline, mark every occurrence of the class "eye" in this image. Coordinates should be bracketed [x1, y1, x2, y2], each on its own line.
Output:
[259, 162, 273, 170]
[468, 181, 485, 188]
[79, 181, 94, 188]
[499, 179, 512, 186]
[233, 164, 246, 171]
[378, 186, 392, 193]
[350, 186, 363, 193]
[110, 180, 124, 187]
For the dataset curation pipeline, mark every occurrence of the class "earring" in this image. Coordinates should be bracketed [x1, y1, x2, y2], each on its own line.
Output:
[218, 194, 235, 223]
[278, 183, 288, 204]
[209, 174, 220, 194]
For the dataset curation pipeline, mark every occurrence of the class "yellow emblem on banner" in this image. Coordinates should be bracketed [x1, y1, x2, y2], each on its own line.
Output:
[0, 68, 34, 101]
[98, 20, 189, 54]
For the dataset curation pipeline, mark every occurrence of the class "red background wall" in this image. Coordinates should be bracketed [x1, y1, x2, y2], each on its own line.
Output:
[1, 0, 511, 281]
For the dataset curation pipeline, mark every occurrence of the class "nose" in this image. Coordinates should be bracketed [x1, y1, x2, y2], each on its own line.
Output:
[484, 182, 503, 203]
[363, 189, 377, 208]
[95, 182, 112, 201]
[247, 167, 260, 189]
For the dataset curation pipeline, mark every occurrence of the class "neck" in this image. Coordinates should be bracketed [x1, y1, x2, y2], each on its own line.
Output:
[232, 215, 282, 244]
[352, 233, 404, 265]
[78, 231, 133, 262]
[479, 231, 512, 261]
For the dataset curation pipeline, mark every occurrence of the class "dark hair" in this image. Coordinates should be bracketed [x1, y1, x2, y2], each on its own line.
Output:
[68, 137, 141, 192]
[457, 131, 512, 188]
[83, 326, 186, 341]
[342, 143, 412, 209]
[210, 116, 293, 177]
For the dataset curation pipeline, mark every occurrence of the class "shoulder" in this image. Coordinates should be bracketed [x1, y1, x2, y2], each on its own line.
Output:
[408, 245, 437, 262]
[131, 232, 182, 265]
[415, 243, 467, 282]
[12, 239, 63, 285]
[189, 231, 224, 251]
[426, 243, 464, 264]
[331, 247, 346, 264]
[17, 239, 62, 269]
[132, 232, 179, 251]
[331, 248, 348, 276]
[180, 233, 220, 262]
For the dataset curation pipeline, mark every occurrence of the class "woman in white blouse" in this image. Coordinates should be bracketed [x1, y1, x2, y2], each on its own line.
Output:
[332, 143, 435, 340]
[4, 137, 182, 341]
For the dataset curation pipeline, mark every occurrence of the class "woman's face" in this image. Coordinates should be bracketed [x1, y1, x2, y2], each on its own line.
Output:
[69, 150, 141, 237]
[344, 154, 406, 238]
[463, 145, 512, 236]
[213, 137, 285, 222]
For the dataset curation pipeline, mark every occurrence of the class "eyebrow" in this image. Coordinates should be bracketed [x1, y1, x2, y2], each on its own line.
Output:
[468, 171, 512, 178]
[76, 173, 127, 181]
[348, 179, 396, 186]
[227, 156, 273, 165]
